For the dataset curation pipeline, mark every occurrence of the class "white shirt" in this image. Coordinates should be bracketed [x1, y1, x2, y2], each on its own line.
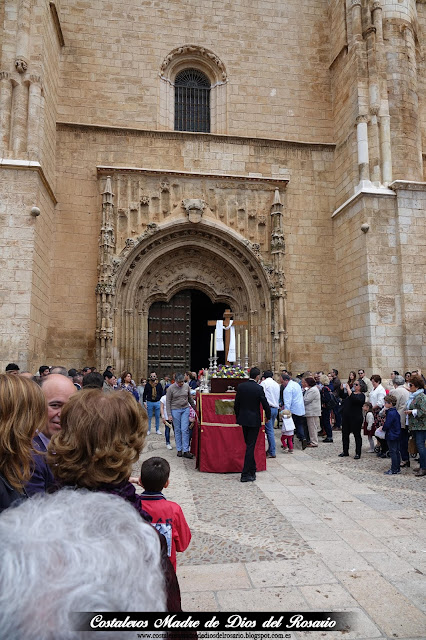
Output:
[369, 384, 386, 408]
[160, 395, 168, 420]
[260, 377, 280, 408]
[283, 379, 305, 416]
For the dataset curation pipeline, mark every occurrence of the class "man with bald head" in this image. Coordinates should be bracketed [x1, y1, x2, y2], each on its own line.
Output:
[26, 374, 76, 495]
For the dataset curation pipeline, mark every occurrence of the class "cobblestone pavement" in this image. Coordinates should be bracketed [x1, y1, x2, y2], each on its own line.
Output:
[134, 429, 426, 640]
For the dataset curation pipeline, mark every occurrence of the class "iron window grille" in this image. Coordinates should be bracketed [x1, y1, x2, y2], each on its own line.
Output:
[174, 68, 211, 133]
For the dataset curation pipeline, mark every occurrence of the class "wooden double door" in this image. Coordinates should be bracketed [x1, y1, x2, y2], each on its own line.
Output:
[147, 291, 191, 377]
[147, 289, 228, 377]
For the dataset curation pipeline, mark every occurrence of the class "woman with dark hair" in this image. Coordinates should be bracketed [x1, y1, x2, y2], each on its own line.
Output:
[404, 372, 412, 390]
[347, 371, 357, 391]
[119, 371, 140, 402]
[0, 374, 47, 513]
[405, 374, 426, 477]
[48, 389, 182, 611]
[338, 379, 366, 459]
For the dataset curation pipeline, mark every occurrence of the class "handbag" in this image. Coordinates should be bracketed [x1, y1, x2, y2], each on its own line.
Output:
[408, 436, 418, 455]
[374, 428, 386, 439]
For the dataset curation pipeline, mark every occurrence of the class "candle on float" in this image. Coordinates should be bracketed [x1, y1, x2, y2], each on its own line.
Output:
[245, 329, 248, 355]
[214, 329, 217, 357]
[237, 333, 241, 359]
[210, 333, 213, 357]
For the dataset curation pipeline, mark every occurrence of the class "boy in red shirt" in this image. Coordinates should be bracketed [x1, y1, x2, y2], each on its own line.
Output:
[140, 457, 191, 571]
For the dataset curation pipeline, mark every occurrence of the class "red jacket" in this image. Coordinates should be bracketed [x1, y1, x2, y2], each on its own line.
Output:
[141, 492, 191, 571]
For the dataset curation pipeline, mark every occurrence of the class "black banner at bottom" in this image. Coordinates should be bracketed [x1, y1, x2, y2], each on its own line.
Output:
[73, 612, 354, 633]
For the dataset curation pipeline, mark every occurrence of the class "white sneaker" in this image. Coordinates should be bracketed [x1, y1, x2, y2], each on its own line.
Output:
[147, 430, 151, 436]
[156, 430, 162, 435]
[166, 443, 172, 450]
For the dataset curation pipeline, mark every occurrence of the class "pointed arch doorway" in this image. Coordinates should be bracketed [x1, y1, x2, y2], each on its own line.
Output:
[147, 289, 228, 377]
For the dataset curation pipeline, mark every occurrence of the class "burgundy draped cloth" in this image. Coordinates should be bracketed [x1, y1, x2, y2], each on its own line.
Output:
[191, 392, 266, 473]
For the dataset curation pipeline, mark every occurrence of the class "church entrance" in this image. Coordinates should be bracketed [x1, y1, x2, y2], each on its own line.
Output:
[147, 289, 228, 377]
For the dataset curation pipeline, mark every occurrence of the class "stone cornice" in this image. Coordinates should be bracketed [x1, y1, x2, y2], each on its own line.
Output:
[389, 180, 426, 192]
[0, 158, 57, 204]
[57, 122, 336, 152]
[97, 165, 289, 186]
[331, 186, 395, 218]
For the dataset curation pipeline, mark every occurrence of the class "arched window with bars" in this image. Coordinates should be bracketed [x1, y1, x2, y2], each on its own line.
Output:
[174, 68, 211, 133]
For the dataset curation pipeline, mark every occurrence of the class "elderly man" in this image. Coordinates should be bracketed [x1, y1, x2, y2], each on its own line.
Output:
[25, 374, 76, 496]
[280, 372, 307, 449]
[166, 372, 196, 459]
[0, 491, 166, 639]
[392, 374, 410, 468]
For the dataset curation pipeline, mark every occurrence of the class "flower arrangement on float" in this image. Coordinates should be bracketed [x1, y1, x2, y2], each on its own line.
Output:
[213, 365, 249, 378]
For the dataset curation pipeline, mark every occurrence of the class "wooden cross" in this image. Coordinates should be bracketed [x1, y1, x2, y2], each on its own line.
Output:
[208, 309, 248, 364]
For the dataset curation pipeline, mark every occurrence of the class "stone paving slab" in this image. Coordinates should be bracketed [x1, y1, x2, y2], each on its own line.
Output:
[215, 586, 307, 611]
[135, 430, 426, 640]
[336, 571, 426, 638]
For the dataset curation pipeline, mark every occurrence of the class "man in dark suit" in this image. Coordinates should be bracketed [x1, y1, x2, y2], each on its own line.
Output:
[234, 367, 271, 482]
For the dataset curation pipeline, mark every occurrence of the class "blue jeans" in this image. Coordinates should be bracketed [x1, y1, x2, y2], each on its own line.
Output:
[293, 414, 307, 442]
[164, 423, 171, 445]
[399, 428, 409, 462]
[414, 430, 426, 470]
[171, 407, 190, 452]
[147, 401, 161, 432]
[333, 402, 342, 429]
[265, 407, 278, 456]
[387, 438, 400, 473]
[321, 408, 333, 439]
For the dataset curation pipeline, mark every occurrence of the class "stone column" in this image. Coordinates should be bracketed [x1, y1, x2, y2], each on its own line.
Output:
[27, 76, 42, 157]
[380, 1, 422, 180]
[11, 81, 29, 154]
[0, 72, 12, 155]
[356, 115, 370, 185]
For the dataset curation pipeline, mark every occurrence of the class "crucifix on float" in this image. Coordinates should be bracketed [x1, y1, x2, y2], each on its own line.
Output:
[208, 309, 248, 365]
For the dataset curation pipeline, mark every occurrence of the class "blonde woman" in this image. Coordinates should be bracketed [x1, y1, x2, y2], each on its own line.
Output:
[0, 374, 47, 513]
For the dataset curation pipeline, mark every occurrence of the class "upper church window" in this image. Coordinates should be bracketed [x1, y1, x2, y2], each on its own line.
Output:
[159, 46, 227, 135]
[174, 69, 211, 133]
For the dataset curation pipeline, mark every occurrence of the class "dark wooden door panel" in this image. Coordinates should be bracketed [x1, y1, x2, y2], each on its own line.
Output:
[147, 290, 191, 377]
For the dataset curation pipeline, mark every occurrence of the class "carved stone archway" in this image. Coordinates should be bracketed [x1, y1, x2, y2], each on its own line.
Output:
[112, 220, 272, 377]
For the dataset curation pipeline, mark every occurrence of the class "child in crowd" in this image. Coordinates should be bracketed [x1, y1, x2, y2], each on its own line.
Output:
[280, 409, 295, 453]
[382, 394, 401, 475]
[160, 394, 173, 450]
[140, 457, 191, 571]
[363, 402, 375, 453]
[188, 404, 196, 445]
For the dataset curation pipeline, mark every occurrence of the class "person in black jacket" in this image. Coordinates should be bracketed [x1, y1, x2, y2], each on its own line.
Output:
[234, 367, 271, 482]
[338, 379, 366, 459]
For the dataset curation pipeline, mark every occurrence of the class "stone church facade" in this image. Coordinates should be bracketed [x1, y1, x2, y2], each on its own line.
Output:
[0, 0, 425, 377]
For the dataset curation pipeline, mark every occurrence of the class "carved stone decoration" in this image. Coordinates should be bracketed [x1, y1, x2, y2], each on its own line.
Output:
[160, 180, 170, 193]
[182, 199, 206, 224]
[140, 196, 150, 206]
[15, 58, 28, 74]
[159, 45, 228, 82]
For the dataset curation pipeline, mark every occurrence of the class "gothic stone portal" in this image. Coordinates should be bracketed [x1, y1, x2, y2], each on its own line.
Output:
[96, 172, 287, 378]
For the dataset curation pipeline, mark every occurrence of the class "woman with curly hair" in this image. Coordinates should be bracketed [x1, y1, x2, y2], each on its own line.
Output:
[118, 371, 140, 402]
[47, 389, 182, 611]
[0, 374, 47, 513]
